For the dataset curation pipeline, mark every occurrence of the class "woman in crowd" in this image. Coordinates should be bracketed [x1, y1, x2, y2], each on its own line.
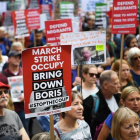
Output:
[97, 86, 140, 140]
[54, 90, 92, 140]
[128, 47, 140, 88]
[123, 48, 129, 62]
[125, 34, 138, 49]
[111, 59, 139, 91]
[72, 65, 99, 127]
[31, 132, 60, 140]
[111, 107, 139, 140]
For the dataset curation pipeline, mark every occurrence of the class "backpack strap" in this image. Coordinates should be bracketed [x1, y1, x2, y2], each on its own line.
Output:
[2, 71, 9, 77]
[54, 128, 60, 138]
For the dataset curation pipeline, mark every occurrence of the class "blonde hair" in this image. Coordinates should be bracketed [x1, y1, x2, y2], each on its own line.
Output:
[11, 42, 23, 51]
[31, 132, 60, 140]
[111, 107, 139, 140]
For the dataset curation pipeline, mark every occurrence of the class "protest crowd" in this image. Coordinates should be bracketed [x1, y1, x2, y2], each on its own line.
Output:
[0, 0, 140, 140]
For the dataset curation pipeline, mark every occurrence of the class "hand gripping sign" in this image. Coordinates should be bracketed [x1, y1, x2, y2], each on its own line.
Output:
[22, 45, 71, 118]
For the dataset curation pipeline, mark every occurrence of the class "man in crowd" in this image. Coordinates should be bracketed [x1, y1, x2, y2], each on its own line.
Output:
[91, 70, 120, 137]
[0, 82, 29, 140]
[0, 51, 30, 136]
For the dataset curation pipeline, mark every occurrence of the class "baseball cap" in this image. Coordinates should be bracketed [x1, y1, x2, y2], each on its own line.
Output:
[0, 82, 10, 89]
[8, 51, 21, 58]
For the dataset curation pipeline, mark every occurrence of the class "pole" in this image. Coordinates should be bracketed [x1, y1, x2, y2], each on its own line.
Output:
[50, 115, 54, 140]
[119, 34, 124, 84]
[34, 30, 36, 47]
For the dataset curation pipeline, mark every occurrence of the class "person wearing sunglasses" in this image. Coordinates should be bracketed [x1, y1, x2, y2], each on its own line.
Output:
[0, 82, 29, 140]
[91, 70, 120, 138]
[127, 47, 140, 89]
[72, 65, 99, 129]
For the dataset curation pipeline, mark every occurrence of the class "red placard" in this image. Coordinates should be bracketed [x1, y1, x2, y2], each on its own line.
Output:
[26, 9, 40, 30]
[45, 19, 72, 46]
[111, 0, 138, 34]
[12, 10, 30, 38]
[22, 45, 71, 118]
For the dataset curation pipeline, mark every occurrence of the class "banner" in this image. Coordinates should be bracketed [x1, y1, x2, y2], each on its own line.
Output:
[111, 0, 138, 34]
[7, 0, 25, 11]
[45, 19, 72, 46]
[28, 0, 40, 9]
[8, 76, 23, 103]
[12, 10, 29, 38]
[60, 2, 74, 19]
[82, 0, 104, 12]
[26, 9, 40, 30]
[2, 11, 13, 26]
[95, 3, 107, 29]
[60, 31, 106, 65]
[22, 45, 71, 118]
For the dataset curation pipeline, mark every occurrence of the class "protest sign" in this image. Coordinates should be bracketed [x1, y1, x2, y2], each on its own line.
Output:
[82, 0, 104, 12]
[26, 9, 40, 30]
[60, 2, 74, 19]
[28, 0, 40, 9]
[0, 2, 7, 15]
[12, 10, 29, 38]
[22, 45, 71, 118]
[111, 0, 138, 34]
[2, 11, 13, 26]
[45, 19, 72, 46]
[8, 76, 23, 103]
[95, 3, 107, 29]
[60, 31, 106, 65]
[7, 0, 25, 11]
[104, 0, 113, 11]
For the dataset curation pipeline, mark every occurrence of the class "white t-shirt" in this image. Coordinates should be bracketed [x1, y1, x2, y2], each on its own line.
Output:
[105, 96, 119, 112]
[72, 86, 99, 100]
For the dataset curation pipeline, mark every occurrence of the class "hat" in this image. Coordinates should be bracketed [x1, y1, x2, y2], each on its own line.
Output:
[0, 82, 10, 89]
[8, 51, 21, 58]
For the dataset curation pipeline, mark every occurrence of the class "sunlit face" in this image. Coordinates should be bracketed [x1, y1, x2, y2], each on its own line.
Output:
[120, 118, 139, 140]
[129, 38, 137, 48]
[12, 46, 22, 54]
[132, 54, 140, 67]
[67, 96, 83, 119]
[121, 91, 140, 113]
[106, 74, 120, 94]
[83, 67, 97, 84]
[82, 48, 91, 61]
[0, 88, 9, 108]
[121, 64, 130, 80]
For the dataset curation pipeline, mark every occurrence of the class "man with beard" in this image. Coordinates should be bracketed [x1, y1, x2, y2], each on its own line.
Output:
[0, 82, 29, 140]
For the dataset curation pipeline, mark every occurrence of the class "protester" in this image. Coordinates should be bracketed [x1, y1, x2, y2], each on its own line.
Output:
[54, 90, 92, 140]
[125, 34, 138, 49]
[2, 41, 23, 71]
[111, 107, 139, 140]
[72, 65, 99, 128]
[127, 47, 140, 88]
[111, 59, 139, 91]
[0, 82, 29, 140]
[0, 50, 30, 136]
[31, 132, 60, 140]
[123, 48, 129, 61]
[91, 70, 120, 137]
[97, 86, 140, 140]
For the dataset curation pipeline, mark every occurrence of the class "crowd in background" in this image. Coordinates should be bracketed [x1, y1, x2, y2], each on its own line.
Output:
[0, 11, 140, 140]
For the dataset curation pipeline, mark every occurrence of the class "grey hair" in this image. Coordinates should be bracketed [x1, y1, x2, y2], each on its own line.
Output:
[100, 70, 117, 88]
[127, 47, 140, 66]
[11, 42, 23, 51]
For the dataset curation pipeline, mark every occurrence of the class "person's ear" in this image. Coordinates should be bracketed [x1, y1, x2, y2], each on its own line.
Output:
[120, 99, 125, 106]
[103, 82, 108, 90]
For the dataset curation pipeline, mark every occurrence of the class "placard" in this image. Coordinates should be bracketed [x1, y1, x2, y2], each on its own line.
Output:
[22, 45, 71, 118]
[8, 76, 23, 103]
[2, 11, 13, 26]
[112, 0, 138, 34]
[60, 31, 106, 65]
[45, 19, 72, 46]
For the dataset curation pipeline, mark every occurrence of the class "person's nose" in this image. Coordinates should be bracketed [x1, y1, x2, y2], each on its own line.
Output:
[131, 125, 138, 133]
[78, 103, 83, 110]
[134, 99, 138, 105]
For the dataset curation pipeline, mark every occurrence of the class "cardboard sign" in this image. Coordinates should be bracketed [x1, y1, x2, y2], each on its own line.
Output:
[2, 11, 13, 26]
[26, 9, 40, 30]
[8, 76, 23, 103]
[95, 3, 107, 29]
[112, 0, 138, 34]
[45, 19, 72, 46]
[60, 31, 106, 65]
[12, 10, 29, 38]
[22, 45, 71, 118]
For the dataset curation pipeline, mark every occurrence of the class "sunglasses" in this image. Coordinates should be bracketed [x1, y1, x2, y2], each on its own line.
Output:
[0, 90, 9, 96]
[132, 56, 140, 61]
[88, 73, 98, 77]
